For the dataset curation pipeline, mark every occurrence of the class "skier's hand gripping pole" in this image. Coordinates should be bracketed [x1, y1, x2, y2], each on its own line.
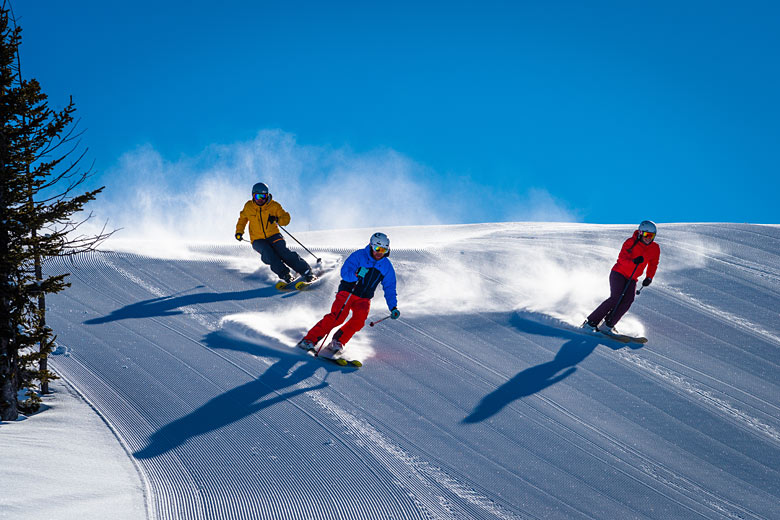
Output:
[636, 277, 652, 295]
[370, 308, 399, 327]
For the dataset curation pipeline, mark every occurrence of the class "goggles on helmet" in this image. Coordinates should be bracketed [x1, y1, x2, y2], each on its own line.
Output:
[640, 231, 656, 241]
[253, 192, 269, 202]
[372, 245, 388, 255]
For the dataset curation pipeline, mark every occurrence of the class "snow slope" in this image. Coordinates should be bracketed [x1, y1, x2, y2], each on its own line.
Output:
[0, 379, 146, 520]
[43, 223, 780, 519]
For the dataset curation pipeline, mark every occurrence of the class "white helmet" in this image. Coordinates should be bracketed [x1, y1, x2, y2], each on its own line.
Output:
[369, 232, 390, 253]
[638, 220, 656, 234]
[638, 220, 657, 238]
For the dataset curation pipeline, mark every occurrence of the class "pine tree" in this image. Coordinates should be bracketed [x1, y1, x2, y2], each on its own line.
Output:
[0, 5, 110, 421]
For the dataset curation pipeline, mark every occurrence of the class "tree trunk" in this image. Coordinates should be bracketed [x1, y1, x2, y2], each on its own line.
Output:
[0, 169, 18, 420]
[0, 333, 18, 421]
[0, 222, 18, 421]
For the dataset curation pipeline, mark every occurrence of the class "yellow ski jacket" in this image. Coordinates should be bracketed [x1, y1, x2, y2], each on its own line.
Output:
[235, 198, 292, 241]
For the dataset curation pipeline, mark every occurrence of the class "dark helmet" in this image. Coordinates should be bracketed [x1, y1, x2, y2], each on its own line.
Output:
[251, 182, 270, 205]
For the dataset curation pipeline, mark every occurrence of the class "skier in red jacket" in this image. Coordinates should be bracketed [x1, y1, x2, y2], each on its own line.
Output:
[583, 221, 660, 334]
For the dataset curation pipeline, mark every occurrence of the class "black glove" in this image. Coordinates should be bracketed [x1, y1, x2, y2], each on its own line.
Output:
[642, 277, 652, 287]
[632, 256, 644, 265]
[267, 215, 278, 224]
[390, 307, 400, 320]
[235, 232, 243, 241]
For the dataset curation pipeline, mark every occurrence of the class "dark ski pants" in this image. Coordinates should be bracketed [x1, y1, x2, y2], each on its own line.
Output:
[304, 290, 371, 346]
[587, 270, 636, 327]
[251, 234, 310, 280]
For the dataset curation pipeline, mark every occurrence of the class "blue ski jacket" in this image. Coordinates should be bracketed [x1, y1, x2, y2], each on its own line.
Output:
[338, 246, 398, 310]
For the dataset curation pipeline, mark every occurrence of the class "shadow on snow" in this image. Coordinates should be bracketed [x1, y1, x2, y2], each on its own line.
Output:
[462, 313, 643, 424]
[133, 331, 342, 460]
[84, 286, 280, 324]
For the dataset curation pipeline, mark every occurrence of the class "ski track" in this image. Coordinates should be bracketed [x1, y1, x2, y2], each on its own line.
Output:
[659, 285, 780, 347]
[398, 318, 764, 520]
[51, 252, 507, 520]
[42, 225, 780, 520]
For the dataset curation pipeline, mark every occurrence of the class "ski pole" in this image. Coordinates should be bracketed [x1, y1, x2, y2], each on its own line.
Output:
[278, 225, 322, 265]
[369, 315, 393, 327]
[605, 263, 639, 325]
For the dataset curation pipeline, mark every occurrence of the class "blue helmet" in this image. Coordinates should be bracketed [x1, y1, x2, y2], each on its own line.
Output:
[252, 182, 269, 195]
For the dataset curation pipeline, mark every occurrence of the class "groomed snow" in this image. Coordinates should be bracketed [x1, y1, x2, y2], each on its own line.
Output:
[4, 222, 779, 519]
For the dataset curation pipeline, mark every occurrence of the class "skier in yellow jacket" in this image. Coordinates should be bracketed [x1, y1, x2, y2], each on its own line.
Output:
[235, 182, 314, 284]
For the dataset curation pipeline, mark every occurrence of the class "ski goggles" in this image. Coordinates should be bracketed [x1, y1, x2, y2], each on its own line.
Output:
[372, 245, 388, 255]
[253, 192, 269, 202]
[640, 231, 656, 241]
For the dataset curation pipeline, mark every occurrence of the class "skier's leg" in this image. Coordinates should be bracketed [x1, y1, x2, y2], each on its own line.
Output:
[334, 297, 370, 345]
[268, 234, 311, 276]
[252, 239, 291, 279]
[304, 291, 352, 342]
[608, 279, 636, 326]
[587, 271, 628, 325]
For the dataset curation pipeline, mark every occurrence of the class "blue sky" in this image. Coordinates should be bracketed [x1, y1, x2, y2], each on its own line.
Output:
[13, 1, 780, 226]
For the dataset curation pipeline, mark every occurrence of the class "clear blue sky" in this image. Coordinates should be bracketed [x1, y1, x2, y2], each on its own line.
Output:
[13, 1, 780, 224]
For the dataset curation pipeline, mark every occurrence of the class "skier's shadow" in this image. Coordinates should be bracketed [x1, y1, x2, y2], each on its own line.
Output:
[85, 285, 279, 324]
[462, 315, 642, 424]
[134, 332, 330, 460]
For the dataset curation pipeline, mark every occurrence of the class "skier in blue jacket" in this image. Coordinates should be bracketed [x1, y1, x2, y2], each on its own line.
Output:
[299, 232, 399, 356]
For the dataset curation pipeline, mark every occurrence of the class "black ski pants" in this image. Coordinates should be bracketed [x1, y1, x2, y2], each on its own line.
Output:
[587, 270, 636, 327]
[252, 234, 310, 280]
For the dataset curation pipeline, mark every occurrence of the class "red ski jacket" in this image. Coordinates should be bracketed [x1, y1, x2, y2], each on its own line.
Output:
[612, 230, 660, 281]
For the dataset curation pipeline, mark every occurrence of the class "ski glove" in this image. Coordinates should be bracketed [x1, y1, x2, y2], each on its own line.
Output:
[390, 307, 401, 320]
[235, 232, 243, 241]
[632, 256, 644, 265]
[267, 215, 278, 224]
[642, 277, 652, 287]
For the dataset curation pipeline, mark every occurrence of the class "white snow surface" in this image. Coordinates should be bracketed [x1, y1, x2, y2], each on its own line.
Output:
[6, 222, 780, 519]
[0, 380, 146, 520]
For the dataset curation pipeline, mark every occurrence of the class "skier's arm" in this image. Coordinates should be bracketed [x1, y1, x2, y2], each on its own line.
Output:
[340, 251, 362, 283]
[646, 247, 660, 279]
[381, 264, 398, 310]
[617, 236, 640, 263]
[271, 202, 291, 227]
[235, 206, 249, 234]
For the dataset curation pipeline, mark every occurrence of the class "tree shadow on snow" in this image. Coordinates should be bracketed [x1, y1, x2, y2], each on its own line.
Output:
[85, 286, 279, 324]
[133, 332, 330, 460]
[462, 314, 642, 424]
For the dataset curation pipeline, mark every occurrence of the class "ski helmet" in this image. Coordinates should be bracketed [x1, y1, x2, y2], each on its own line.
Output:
[369, 232, 390, 255]
[638, 220, 657, 241]
[252, 182, 269, 195]
[252, 182, 270, 205]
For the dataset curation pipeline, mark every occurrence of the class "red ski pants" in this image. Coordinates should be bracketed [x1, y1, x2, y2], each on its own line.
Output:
[304, 290, 371, 346]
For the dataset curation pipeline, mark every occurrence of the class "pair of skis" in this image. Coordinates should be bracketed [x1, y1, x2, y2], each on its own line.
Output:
[275, 275, 320, 291]
[297, 342, 362, 368]
[581, 325, 647, 345]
